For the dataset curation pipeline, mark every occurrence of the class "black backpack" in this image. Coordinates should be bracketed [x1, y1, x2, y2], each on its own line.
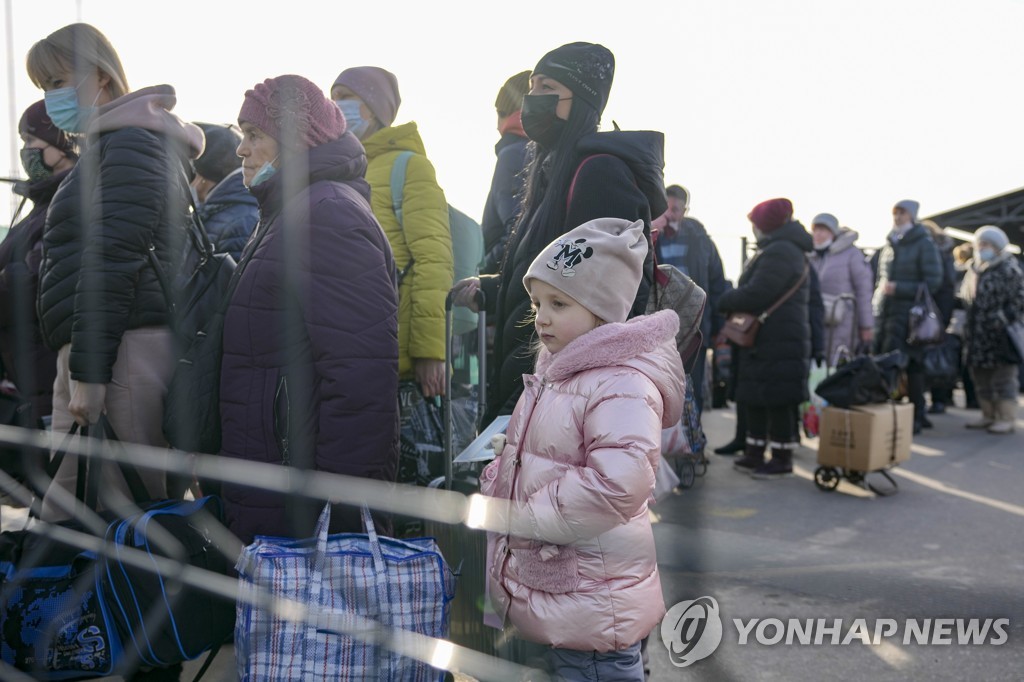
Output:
[151, 166, 239, 454]
[148, 165, 237, 349]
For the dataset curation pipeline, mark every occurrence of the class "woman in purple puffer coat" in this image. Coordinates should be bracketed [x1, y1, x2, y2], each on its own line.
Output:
[219, 75, 399, 545]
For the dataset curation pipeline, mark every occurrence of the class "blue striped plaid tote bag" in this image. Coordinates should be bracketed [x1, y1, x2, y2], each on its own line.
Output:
[234, 504, 456, 681]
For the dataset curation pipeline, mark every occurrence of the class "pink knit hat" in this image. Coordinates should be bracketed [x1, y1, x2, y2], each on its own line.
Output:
[238, 74, 346, 150]
[331, 66, 401, 127]
[524, 217, 647, 323]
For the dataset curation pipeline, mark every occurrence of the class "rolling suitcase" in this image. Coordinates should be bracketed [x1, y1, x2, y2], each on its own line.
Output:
[423, 289, 498, 655]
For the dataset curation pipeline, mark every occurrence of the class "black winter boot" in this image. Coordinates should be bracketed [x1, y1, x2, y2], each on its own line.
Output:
[713, 438, 744, 455]
[733, 440, 765, 473]
[751, 445, 794, 479]
[715, 403, 747, 455]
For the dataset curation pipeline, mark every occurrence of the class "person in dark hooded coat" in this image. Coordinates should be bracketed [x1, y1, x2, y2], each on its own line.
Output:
[190, 122, 258, 262]
[872, 199, 943, 433]
[452, 42, 667, 424]
[0, 101, 76, 429]
[219, 75, 399, 545]
[718, 198, 812, 479]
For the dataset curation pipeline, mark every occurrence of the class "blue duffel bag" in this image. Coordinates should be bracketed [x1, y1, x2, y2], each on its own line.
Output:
[99, 495, 235, 669]
[0, 526, 123, 678]
[0, 418, 233, 679]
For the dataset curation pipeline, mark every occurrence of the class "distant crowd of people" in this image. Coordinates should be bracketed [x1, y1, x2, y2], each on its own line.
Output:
[715, 195, 1023, 482]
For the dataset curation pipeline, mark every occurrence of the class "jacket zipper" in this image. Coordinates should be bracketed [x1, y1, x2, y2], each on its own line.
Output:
[273, 374, 291, 465]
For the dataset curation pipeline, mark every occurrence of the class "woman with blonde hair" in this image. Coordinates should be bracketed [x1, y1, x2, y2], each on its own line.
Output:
[26, 23, 203, 541]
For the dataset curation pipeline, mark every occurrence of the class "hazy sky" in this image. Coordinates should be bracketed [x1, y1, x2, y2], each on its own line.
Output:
[4, 0, 1023, 282]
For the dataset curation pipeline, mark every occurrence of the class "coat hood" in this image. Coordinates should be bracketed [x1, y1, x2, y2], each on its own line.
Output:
[360, 121, 427, 159]
[535, 309, 684, 427]
[249, 132, 370, 208]
[204, 168, 257, 209]
[576, 130, 667, 218]
[828, 227, 860, 254]
[87, 84, 204, 159]
[757, 219, 814, 252]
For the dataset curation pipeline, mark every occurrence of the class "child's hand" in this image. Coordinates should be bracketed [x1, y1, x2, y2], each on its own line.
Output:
[489, 434, 506, 454]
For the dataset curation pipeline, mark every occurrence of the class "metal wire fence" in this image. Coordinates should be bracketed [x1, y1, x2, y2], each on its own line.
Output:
[0, 424, 543, 681]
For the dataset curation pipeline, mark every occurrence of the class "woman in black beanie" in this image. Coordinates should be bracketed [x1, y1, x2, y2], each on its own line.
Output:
[454, 41, 667, 424]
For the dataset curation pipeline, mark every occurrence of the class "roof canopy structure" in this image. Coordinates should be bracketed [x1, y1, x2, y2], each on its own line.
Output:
[925, 186, 1024, 246]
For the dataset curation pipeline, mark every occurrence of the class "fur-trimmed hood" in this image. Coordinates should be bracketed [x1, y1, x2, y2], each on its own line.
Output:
[828, 227, 860, 254]
[535, 309, 684, 427]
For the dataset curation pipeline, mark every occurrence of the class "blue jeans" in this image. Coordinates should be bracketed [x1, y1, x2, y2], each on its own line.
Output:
[545, 642, 644, 681]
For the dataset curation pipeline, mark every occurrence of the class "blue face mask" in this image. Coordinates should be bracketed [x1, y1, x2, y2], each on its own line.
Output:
[978, 247, 997, 263]
[44, 82, 97, 134]
[335, 99, 372, 139]
[249, 158, 278, 187]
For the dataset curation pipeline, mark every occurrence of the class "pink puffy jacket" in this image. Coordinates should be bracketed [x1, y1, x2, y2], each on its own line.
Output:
[481, 310, 685, 652]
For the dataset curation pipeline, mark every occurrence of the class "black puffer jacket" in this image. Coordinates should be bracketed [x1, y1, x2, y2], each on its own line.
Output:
[718, 221, 813, 407]
[871, 223, 943, 357]
[38, 85, 202, 383]
[480, 130, 667, 422]
[0, 172, 68, 421]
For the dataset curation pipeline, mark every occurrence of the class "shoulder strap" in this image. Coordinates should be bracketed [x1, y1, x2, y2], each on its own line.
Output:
[148, 164, 218, 310]
[389, 151, 416, 285]
[761, 261, 809, 321]
[389, 151, 415, 227]
[565, 153, 614, 211]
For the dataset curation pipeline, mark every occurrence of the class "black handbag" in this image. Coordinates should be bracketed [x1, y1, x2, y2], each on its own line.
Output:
[907, 284, 943, 346]
[922, 334, 960, 383]
[148, 166, 237, 350]
[161, 181, 272, 456]
[162, 305, 229, 456]
[815, 351, 907, 408]
[0, 389, 45, 483]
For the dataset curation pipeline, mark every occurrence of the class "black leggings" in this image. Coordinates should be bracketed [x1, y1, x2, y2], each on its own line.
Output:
[746, 404, 798, 446]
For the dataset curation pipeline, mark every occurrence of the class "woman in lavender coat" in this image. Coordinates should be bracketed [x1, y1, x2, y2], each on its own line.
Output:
[809, 213, 875, 364]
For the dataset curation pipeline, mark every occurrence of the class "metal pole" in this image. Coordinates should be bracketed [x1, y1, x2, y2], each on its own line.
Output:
[4, 0, 19, 224]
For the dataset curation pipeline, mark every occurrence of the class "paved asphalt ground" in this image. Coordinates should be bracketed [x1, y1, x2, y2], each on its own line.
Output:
[4, 393, 1022, 681]
[645, 394, 1024, 681]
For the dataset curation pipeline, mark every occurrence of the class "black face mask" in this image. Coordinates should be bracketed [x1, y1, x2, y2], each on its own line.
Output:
[521, 94, 567, 148]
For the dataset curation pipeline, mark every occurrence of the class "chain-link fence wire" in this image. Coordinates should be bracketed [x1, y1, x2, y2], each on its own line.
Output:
[0, 424, 547, 681]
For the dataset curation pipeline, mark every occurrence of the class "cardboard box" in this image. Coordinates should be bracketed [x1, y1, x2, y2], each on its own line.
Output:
[817, 403, 913, 471]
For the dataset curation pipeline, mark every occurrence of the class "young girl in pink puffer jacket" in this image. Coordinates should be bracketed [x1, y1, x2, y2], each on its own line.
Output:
[480, 217, 685, 680]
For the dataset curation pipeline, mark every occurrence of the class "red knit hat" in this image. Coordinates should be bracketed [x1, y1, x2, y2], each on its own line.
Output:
[748, 198, 794, 234]
[238, 75, 346, 150]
